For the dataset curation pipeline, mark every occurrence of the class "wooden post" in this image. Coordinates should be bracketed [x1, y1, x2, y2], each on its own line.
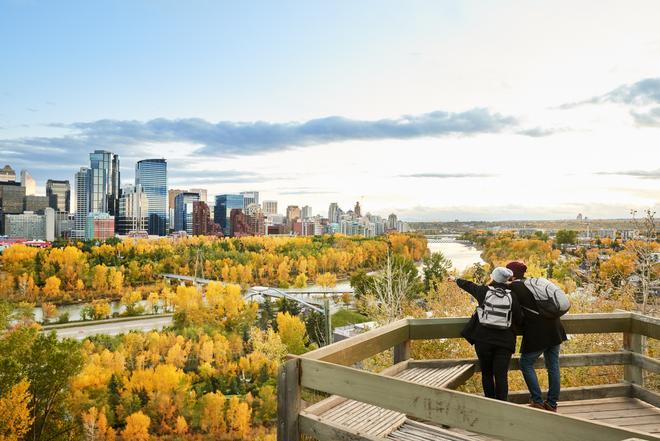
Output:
[623, 332, 643, 385]
[277, 357, 301, 441]
[323, 299, 332, 346]
[393, 339, 410, 364]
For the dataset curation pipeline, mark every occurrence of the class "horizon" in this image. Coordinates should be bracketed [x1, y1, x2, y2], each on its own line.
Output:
[1, 1, 659, 222]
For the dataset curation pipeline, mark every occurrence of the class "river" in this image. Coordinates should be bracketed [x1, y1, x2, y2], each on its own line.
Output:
[427, 241, 484, 272]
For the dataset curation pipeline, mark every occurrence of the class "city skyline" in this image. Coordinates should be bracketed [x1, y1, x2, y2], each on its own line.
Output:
[1, 1, 659, 221]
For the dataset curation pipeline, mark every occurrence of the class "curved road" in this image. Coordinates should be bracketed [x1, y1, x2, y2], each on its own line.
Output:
[47, 315, 173, 340]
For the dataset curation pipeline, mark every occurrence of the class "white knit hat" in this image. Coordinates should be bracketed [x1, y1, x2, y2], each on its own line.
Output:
[491, 267, 513, 283]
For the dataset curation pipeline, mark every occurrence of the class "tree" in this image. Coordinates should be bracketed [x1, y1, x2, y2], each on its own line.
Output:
[122, 411, 150, 441]
[293, 273, 308, 288]
[226, 396, 251, 439]
[200, 392, 226, 435]
[41, 303, 58, 324]
[316, 272, 337, 288]
[0, 381, 33, 441]
[422, 252, 452, 291]
[367, 252, 423, 322]
[42, 275, 62, 300]
[629, 209, 658, 313]
[276, 312, 308, 355]
[556, 230, 578, 246]
[174, 416, 188, 436]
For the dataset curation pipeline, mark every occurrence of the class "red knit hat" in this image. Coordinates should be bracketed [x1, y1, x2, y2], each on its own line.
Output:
[506, 261, 527, 279]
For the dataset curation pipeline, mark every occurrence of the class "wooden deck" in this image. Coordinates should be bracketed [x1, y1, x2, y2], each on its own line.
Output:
[558, 397, 660, 436]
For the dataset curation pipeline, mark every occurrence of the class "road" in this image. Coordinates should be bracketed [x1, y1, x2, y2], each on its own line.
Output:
[46, 315, 173, 340]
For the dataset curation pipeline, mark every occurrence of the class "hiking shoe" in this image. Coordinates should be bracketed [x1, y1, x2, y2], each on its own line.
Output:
[543, 401, 557, 412]
[529, 402, 545, 410]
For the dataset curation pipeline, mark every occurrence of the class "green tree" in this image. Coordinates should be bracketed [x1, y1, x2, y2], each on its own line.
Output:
[556, 229, 578, 246]
[422, 252, 452, 291]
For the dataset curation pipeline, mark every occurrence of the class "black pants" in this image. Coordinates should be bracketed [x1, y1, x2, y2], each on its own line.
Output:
[475, 341, 513, 401]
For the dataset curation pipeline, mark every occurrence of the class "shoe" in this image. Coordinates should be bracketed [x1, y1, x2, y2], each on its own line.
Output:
[543, 401, 557, 412]
[529, 402, 545, 410]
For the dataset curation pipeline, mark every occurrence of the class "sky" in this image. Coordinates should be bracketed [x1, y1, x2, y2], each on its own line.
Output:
[1, 0, 659, 221]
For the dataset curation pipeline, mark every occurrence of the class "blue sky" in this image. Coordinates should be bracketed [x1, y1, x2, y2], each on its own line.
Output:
[1, 1, 659, 220]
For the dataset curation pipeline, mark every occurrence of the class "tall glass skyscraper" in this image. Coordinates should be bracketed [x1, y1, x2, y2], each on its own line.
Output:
[135, 159, 167, 236]
[73, 167, 91, 238]
[89, 150, 120, 217]
[46, 179, 71, 212]
[174, 192, 200, 233]
[214, 194, 244, 236]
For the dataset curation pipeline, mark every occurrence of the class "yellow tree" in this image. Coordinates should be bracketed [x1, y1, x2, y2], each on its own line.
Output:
[42, 275, 62, 299]
[108, 268, 124, 294]
[293, 273, 308, 288]
[174, 416, 188, 436]
[122, 411, 151, 441]
[200, 392, 226, 435]
[0, 381, 33, 441]
[276, 312, 308, 355]
[91, 264, 109, 292]
[226, 396, 252, 439]
[41, 302, 58, 323]
[316, 272, 337, 288]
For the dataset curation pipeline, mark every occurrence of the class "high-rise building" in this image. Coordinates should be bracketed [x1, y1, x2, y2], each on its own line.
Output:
[328, 202, 340, 223]
[354, 201, 362, 218]
[0, 182, 26, 214]
[388, 213, 398, 230]
[5, 209, 55, 241]
[190, 188, 208, 203]
[168, 189, 185, 231]
[174, 192, 200, 232]
[24, 195, 49, 213]
[85, 212, 115, 240]
[135, 159, 167, 236]
[240, 191, 259, 210]
[302, 205, 313, 219]
[262, 200, 278, 215]
[89, 150, 120, 217]
[0, 165, 16, 183]
[46, 180, 71, 212]
[20, 170, 36, 196]
[286, 205, 301, 224]
[214, 194, 244, 236]
[191, 201, 221, 236]
[118, 185, 149, 235]
[74, 167, 91, 238]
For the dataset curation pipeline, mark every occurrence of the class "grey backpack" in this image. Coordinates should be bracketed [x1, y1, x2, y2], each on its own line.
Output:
[523, 277, 571, 319]
[477, 287, 513, 329]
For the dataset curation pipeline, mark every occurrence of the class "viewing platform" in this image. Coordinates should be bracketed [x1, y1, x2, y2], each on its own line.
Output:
[277, 312, 660, 441]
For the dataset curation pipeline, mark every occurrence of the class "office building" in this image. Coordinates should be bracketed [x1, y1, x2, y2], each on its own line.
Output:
[20, 170, 35, 195]
[5, 208, 55, 241]
[191, 201, 212, 235]
[190, 188, 208, 203]
[262, 200, 278, 215]
[174, 192, 200, 232]
[85, 212, 115, 240]
[240, 191, 259, 210]
[328, 202, 340, 224]
[302, 205, 313, 219]
[0, 165, 16, 183]
[354, 201, 362, 218]
[135, 159, 167, 236]
[55, 212, 74, 239]
[286, 205, 301, 224]
[73, 167, 91, 238]
[214, 194, 244, 236]
[117, 185, 149, 235]
[46, 179, 71, 212]
[388, 214, 398, 230]
[0, 182, 26, 215]
[89, 150, 120, 217]
[168, 189, 185, 231]
[24, 195, 49, 213]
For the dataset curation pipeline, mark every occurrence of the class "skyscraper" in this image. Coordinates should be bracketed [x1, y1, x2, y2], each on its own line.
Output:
[174, 192, 200, 232]
[0, 165, 16, 183]
[262, 200, 278, 215]
[328, 202, 340, 223]
[214, 194, 244, 236]
[20, 170, 36, 195]
[89, 150, 120, 217]
[117, 184, 149, 235]
[46, 180, 71, 212]
[286, 205, 301, 225]
[135, 159, 167, 236]
[240, 191, 259, 210]
[189, 188, 208, 203]
[74, 167, 91, 238]
[302, 205, 313, 219]
[354, 201, 362, 218]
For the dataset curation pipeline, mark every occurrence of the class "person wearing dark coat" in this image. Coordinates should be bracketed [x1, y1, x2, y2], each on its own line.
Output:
[451, 267, 522, 401]
[506, 261, 568, 412]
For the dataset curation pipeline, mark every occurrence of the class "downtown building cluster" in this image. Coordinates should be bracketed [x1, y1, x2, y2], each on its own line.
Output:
[0, 152, 409, 242]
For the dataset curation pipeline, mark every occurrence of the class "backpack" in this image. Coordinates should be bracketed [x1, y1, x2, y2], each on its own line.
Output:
[477, 287, 513, 329]
[523, 277, 571, 319]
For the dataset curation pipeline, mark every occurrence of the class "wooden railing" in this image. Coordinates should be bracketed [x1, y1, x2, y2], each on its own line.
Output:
[278, 312, 660, 441]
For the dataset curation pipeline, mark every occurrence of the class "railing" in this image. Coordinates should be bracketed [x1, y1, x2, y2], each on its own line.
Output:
[278, 312, 660, 441]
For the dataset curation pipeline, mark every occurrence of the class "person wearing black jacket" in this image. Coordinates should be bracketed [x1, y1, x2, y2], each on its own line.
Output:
[450, 267, 522, 401]
[506, 261, 567, 412]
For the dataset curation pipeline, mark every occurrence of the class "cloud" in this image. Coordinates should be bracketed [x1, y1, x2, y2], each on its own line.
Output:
[560, 77, 660, 109]
[398, 172, 494, 179]
[630, 107, 660, 127]
[168, 169, 268, 185]
[597, 169, 660, 179]
[516, 127, 565, 137]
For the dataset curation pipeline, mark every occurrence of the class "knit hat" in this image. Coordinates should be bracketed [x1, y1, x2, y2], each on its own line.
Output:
[491, 267, 513, 283]
[506, 261, 527, 279]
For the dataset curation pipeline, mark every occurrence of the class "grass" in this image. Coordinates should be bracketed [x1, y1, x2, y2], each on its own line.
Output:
[331, 309, 370, 330]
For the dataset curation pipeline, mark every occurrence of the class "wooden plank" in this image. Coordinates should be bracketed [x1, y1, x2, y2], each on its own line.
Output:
[633, 353, 660, 374]
[299, 412, 386, 441]
[599, 415, 660, 426]
[302, 319, 409, 365]
[507, 383, 632, 405]
[633, 384, 660, 408]
[563, 408, 658, 419]
[277, 358, 301, 441]
[624, 332, 644, 385]
[442, 364, 477, 390]
[394, 339, 411, 364]
[409, 317, 470, 339]
[409, 352, 631, 372]
[560, 313, 631, 335]
[631, 313, 660, 340]
[300, 358, 659, 441]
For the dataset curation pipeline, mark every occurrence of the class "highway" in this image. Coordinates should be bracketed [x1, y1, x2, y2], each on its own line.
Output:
[45, 315, 173, 340]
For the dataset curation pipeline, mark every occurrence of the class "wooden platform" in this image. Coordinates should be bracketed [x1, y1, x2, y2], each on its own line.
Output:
[558, 397, 660, 436]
